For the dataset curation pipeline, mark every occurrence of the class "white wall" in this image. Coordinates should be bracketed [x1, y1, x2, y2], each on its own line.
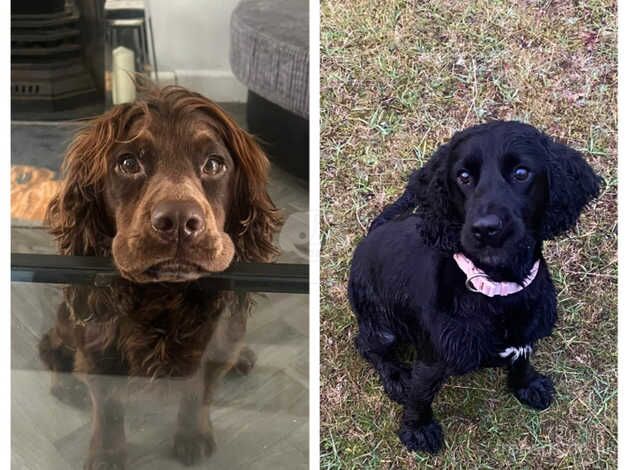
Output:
[148, 0, 247, 102]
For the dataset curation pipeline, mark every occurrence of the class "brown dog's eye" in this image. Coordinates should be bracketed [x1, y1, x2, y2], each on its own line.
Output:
[513, 167, 530, 181]
[202, 156, 225, 176]
[118, 155, 142, 175]
[457, 170, 472, 186]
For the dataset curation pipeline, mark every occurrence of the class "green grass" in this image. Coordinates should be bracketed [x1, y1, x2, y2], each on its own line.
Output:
[320, 0, 617, 468]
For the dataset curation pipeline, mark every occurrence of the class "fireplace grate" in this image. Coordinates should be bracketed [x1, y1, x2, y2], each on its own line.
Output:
[11, 2, 103, 120]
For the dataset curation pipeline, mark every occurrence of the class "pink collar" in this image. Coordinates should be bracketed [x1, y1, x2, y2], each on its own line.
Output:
[453, 253, 540, 297]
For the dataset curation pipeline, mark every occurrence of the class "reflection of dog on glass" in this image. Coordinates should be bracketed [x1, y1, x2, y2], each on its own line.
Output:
[38, 86, 281, 469]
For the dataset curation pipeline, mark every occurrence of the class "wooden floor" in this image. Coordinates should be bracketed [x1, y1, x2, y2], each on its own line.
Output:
[11, 121, 309, 469]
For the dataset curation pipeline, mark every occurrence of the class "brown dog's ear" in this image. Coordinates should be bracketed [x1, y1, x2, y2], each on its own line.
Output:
[185, 92, 281, 263]
[225, 126, 282, 262]
[45, 109, 128, 255]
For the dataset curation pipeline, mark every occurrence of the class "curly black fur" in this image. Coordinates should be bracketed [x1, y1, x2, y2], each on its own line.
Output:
[349, 120, 600, 453]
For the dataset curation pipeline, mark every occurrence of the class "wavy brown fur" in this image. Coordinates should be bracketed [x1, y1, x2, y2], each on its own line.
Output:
[39, 85, 280, 469]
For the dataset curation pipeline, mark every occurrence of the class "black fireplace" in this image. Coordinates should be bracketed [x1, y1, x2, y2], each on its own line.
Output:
[11, 0, 104, 120]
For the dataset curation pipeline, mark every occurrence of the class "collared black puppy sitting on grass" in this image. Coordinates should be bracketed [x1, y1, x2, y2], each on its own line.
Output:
[348, 120, 600, 454]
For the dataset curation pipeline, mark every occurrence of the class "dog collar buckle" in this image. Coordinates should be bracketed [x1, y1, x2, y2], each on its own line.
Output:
[465, 273, 487, 293]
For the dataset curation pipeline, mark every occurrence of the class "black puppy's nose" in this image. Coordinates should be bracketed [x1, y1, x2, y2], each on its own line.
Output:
[151, 200, 205, 241]
[471, 214, 503, 241]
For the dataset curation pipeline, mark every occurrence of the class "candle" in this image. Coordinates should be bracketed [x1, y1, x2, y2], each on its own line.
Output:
[112, 46, 136, 104]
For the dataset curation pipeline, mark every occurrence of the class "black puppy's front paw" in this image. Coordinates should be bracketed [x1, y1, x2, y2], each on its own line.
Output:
[398, 419, 443, 454]
[512, 374, 555, 410]
[382, 365, 410, 404]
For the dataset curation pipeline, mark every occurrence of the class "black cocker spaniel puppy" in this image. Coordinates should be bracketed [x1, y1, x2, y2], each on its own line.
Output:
[348, 120, 600, 454]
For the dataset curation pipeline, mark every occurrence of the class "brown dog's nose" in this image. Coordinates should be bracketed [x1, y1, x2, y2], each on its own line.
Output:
[151, 200, 205, 241]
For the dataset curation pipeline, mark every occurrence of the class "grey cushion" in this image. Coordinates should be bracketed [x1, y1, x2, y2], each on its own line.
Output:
[230, 0, 309, 119]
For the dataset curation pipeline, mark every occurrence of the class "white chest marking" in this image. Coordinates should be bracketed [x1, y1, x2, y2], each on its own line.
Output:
[499, 345, 532, 363]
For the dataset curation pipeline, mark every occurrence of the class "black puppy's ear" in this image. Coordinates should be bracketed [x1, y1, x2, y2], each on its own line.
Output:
[407, 143, 462, 251]
[539, 136, 601, 240]
[369, 141, 461, 250]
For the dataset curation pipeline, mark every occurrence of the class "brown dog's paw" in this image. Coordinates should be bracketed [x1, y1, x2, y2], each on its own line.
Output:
[84, 449, 126, 470]
[232, 346, 257, 376]
[51, 375, 90, 409]
[173, 430, 216, 466]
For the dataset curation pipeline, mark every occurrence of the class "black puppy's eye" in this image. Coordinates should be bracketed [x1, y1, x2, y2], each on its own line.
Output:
[513, 166, 530, 182]
[457, 170, 472, 186]
[202, 155, 225, 176]
[117, 154, 142, 175]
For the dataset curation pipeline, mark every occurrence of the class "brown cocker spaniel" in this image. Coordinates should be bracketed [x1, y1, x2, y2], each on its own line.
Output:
[38, 86, 281, 469]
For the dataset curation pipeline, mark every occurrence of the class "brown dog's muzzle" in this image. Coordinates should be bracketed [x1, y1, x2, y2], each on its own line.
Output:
[112, 179, 235, 283]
